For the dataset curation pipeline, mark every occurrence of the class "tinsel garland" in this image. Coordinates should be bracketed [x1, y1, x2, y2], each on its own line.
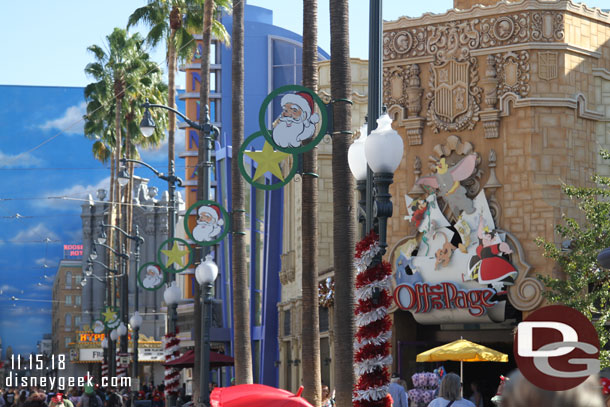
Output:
[353, 231, 392, 407]
[116, 355, 127, 378]
[164, 330, 181, 396]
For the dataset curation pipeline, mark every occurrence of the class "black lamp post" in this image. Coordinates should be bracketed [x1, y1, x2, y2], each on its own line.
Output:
[195, 254, 219, 407]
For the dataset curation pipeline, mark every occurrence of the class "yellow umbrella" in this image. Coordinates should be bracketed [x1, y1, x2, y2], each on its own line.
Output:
[416, 339, 508, 387]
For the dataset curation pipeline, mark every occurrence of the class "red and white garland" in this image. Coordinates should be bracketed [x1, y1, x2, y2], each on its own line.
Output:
[116, 355, 127, 378]
[164, 330, 181, 396]
[353, 232, 393, 407]
[101, 362, 108, 380]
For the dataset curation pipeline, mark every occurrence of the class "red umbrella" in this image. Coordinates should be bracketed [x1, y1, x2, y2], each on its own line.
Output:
[164, 350, 234, 369]
[210, 384, 313, 407]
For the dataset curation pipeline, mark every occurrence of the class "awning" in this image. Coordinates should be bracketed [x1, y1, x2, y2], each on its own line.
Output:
[164, 350, 234, 369]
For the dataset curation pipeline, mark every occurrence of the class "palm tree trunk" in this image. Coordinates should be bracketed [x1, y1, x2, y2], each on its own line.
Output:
[231, 0, 253, 385]
[301, 0, 321, 405]
[329, 1, 355, 406]
[194, 0, 216, 400]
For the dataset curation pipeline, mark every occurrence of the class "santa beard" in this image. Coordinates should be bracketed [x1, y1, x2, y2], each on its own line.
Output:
[193, 221, 221, 242]
[272, 115, 316, 148]
[143, 274, 162, 288]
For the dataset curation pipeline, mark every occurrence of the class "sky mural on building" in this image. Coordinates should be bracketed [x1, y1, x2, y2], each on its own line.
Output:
[0, 84, 184, 355]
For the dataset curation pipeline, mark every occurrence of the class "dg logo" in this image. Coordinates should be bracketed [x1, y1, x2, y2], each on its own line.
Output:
[514, 305, 600, 391]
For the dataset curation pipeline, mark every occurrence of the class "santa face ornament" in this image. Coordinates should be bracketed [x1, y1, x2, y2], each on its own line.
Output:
[137, 263, 165, 291]
[185, 200, 230, 246]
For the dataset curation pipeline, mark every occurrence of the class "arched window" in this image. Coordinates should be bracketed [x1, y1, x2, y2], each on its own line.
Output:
[65, 271, 72, 289]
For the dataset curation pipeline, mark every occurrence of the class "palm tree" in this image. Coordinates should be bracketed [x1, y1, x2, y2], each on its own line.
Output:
[329, 1, 356, 406]
[127, 0, 230, 186]
[301, 0, 321, 405]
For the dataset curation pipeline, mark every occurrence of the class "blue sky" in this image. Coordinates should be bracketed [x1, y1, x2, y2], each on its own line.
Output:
[1, 0, 609, 355]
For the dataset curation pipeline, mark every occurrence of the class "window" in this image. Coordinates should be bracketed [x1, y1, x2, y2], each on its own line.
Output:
[65, 295, 72, 305]
[319, 307, 329, 332]
[65, 272, 72, 289]
[74, 275, 82, 286]
[74, 316, 81, 329]
[65, 314, 71, 331]
[65, 337, 71, 348]
[271, 39, 303, 120]
[75, 296, 81, 306]
[283, 309, 291, 337]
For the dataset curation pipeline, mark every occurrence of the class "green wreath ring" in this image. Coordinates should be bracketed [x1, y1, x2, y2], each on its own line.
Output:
[238, 131, 300, 191]
[258, 84, 328, 154]
[137, 262, 166, 291]
[102, 306, 121, 329]
[184, 200, 230, 246]
[157, 237, 193, 274]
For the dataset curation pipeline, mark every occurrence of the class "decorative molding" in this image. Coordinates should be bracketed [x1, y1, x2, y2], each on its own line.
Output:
[593, 68, 610, 81]
[404, 117, 426, 145]
[480, 110, 501, 139]
[406, 64, 424, 118]
[280, 250, 296, 285]
[531, 11, 564, 42]
[384, 0, 610, 31]
[538, 51, 559, 80]
[383, 66, 407, 108]
[499, 92, 606, 121]
[495, 51, 530, 97]
[408, 157, 426, 196]
[484, 149, 503, 225]
[482, 54, 499, 108]
[426, 54, 482, 133]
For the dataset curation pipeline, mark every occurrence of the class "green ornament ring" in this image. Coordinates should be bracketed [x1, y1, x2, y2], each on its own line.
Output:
[258, 84, 328, 154]
[137, 262, 166, 291]
[157, 237, 193, 274]
[184, 200, 231, 246]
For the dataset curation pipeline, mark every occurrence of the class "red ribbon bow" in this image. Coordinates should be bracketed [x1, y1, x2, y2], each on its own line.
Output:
[601, 377, 610, 395]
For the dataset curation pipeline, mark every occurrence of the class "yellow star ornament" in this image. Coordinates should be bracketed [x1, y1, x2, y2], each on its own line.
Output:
[245, 142, 291, 181]
[102, 308, 118, 324]
[162, 243, 189, 268]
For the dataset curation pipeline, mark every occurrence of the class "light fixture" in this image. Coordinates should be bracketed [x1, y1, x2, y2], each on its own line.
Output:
[97, 229, 107, 245]
[110, 329, 118, 341]
[195, 254, 219, 285]
[163, 281, 182, 306]
[348, 122, 369, 181]
[101, 338, 108, 349]
[130, 311, 143, 329]
[85, 262, 93, 277]
[117, 166, 130, 187]
[139, 107, 155, 138]
[364, 113, 404, 174]
[90, 246, 98, 260]
[80, 278, 87, 287]
[117, 322, 128, 337]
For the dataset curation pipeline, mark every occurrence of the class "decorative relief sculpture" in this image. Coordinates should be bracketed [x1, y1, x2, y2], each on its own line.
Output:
[495, 51, 530, 97]
[406, 64, 423, 117]
[426, 53, 482, 133]
[480, 55, 501, 139]
[408, 156, 426, 197]
[383, 11, 565, 62]
[383, 66, 407, 108]
[538, 51, 558, 80]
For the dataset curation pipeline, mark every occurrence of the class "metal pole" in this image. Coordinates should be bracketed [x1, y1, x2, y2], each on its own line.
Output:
[121, 243, 129, 354]
[200, 282, 212, 407]
[167, 161, 178, 407]
[133, 226, 141, 406]
[366, 0, 383, 233]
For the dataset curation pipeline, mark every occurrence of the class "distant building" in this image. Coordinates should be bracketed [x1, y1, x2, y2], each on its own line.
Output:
[37, 334, 52, 356]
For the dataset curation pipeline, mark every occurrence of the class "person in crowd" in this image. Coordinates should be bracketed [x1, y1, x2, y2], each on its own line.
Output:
[0, 389, 6, 407]
[468, 382, 483, 407]
[14, 391, 27, 407]
[388, 374, 408, 407]
[490, 375, 508, 406]
[501, 369, 603, 407]
[321, 385, 335, 407]
[76, 386, 102, 407]
[4, 389, 16, 407]
[68, 389, 80, 407]
[427, 373, 475, 407]
[105, 388, 121, 407]
[151, 386, 163, 407]
[23, 393, 48, 407]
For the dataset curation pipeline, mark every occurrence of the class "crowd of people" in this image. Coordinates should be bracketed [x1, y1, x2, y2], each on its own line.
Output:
[0, 384, 168, 407]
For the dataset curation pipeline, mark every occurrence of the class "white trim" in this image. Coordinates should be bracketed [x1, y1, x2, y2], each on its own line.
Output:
[593, 68, 610, 81]
[499, 92, 607, 121]
[178, 92, 222, 100]
[180, 63, 221, 70]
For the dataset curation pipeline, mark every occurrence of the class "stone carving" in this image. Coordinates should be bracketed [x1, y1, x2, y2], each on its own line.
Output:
[406, 64, 423, 117]
[482, 54, 499, 108]
[279, 250, 296, 285]
[383, 11, 565, 62]
[427, 55, 481, 133]
[383, 66, 407, 109]
[532, 12, 564, 42]
[495, 51, 530, 97]
[408, 156, 426, 196]
[538, 51, 558, 81]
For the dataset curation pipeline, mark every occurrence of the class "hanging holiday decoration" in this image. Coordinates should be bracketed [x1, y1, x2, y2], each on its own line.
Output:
[353, 231, 393, 407]
[318, 277, 335, 308]
[92, 319, 105, 334]
[116, 354, 127, 378]
[238, 131, 300, 190]
[163, 330, 181, 397]
[184, 200, 230, 246]
[157, 238, 192, 273]
[102, 307, 120, 329]
[137, 263, 166, 291]
[101, 362, 108, 380]
[258, 85, 328, 154]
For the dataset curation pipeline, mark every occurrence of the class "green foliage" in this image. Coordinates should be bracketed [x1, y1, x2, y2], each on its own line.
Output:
[535, 150, 610, 367]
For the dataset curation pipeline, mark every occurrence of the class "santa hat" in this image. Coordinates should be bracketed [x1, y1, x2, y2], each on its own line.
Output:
[280, 92, 320, 126]
[198, 205, 224, 226]
[147, 265, 160, 275]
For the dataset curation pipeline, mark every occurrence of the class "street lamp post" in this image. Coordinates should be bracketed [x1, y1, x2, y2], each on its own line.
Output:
[195, 255, 218, 407]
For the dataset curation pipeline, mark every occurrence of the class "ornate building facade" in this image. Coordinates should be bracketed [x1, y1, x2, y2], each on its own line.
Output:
[384, 0, 610, 392]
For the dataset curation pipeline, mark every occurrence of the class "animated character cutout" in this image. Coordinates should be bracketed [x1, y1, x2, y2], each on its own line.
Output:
[272, 92, 320, 148]
[416, 154, 477, 217]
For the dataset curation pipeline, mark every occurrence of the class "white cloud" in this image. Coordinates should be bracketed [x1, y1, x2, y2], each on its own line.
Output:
[0, 150, 43, 169]
[11, 224, 59, 244]
[139, 129, 186, 162]
[34, 177, 110, 211]
[0, 284, 19, 294]
[39, 102, 86, 135]
[65, 228, 83, 243]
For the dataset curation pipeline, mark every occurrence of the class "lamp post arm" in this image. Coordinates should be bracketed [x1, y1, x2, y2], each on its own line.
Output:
[120, 158, 185, 188]
[100, 222, 143, 243]
[94, 241, 129, 260]
[88, 258, 119, 274]
[142, 101, 203, 131]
